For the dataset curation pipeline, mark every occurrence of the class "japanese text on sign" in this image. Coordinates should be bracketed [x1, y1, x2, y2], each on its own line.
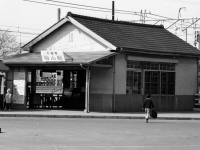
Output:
[41, 51, 65, 62]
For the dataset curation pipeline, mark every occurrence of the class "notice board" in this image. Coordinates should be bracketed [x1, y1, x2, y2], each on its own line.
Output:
[13, 72, 25, 104]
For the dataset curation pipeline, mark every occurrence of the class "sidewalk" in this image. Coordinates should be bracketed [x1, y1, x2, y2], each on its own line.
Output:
[0, 109, 199, 120]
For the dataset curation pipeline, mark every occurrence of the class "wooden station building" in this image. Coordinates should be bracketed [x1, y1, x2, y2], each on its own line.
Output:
[3, 12, 200, 112]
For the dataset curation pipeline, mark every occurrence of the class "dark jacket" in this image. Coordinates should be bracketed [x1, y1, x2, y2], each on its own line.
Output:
[142, 98, 154, 109]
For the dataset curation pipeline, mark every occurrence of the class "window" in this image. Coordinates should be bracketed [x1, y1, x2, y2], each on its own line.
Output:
[70, 71, 77, 88]
[127, 61, 142, 69]
[145, 71, 160, 94]
[127, 61, 175, 95]
[126, 71, 141, 94]
[161, 72, 175, 94]
[127, 61, 142, 94]
[126, 71, 133, 94]
[69, 33, 73, 42]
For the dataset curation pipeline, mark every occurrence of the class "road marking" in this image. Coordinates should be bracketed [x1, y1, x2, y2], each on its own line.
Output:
[54, 145, 200, 148]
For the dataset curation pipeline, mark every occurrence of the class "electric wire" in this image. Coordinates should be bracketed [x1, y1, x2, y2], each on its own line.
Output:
[23, 0, 142, 15]
[0, 25, 43, 31]
[22, 0, 114, 13]
[39, 0, 200, 26]
[0, 29, 40, 35]
[2, 0, 198, 46]
[22, 0, 200, 29]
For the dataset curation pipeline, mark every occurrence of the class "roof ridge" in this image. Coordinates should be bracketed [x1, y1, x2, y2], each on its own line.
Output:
[67, 12, 164, 29]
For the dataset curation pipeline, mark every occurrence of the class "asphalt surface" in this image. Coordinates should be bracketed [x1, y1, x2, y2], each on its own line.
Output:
[0, 117, 200, 150]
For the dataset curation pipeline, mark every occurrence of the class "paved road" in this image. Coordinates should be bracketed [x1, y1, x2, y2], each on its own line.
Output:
[0, 117, 200, 150]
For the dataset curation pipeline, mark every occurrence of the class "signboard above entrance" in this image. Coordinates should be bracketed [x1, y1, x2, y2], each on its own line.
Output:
[41, 51, 65, 62]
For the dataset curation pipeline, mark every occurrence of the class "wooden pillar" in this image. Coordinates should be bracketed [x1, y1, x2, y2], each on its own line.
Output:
[84, 67, 90, 113]
[29, 70, 36, 108]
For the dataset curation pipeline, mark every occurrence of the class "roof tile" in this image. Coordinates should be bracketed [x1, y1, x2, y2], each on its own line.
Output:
[3, 51, 115, 65]
[69, 12, 200, 56]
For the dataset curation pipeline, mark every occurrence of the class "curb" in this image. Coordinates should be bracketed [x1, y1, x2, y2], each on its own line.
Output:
[0, 114, 199, 120]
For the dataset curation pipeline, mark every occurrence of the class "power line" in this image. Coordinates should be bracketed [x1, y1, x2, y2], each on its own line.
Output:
[0, 29, 39, 35]
[45, 0, 195, 25]
[43, 0, 112, 11]
[43, 0, 145, 16]
[0, 25, 43, 31]
[23, 0, 142, 15]
[22, 0, 113, 13]
[20, 0, 173, 28]
[22, 0, 200, 28]
[22, 0, 148, 18]
[130, 18, 200, 22]
[14, 0, 200, 46]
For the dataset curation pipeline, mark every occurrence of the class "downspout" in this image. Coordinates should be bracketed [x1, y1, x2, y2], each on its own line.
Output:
[112, 47, 122, 112]
[112, 55, 116, 112]
[112, 1, 116, 112]
[80, 64, 90, 113]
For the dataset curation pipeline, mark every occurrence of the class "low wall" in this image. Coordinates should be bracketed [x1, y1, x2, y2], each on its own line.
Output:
[89, 94, 195, 112]
[89, 94, 112, 112]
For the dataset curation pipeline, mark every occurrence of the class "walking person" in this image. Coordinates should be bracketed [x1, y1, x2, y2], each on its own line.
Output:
[142, 94, 154, 123]
[4, 88, 12, 110]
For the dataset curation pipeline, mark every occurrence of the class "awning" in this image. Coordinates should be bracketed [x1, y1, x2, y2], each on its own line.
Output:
[3, 51, 116, 66]
[0, 60, 9, 72]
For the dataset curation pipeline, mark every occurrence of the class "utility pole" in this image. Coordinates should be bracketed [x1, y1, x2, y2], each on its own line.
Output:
[144, 10, 147, 24]
[58, 8, 61, 22]
[140, 10, 143, 23]
[112, 1, 116, 112]
[112, 1, 114, 21]
[18, 27, 21, 53]
[182, 17, 200, 43]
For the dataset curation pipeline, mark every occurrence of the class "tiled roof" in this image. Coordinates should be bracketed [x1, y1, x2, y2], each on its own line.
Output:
[3, 51, 115, 65]
[68, 12, 200, 56]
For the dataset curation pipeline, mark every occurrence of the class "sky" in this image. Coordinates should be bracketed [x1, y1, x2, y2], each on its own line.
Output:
[1, 0, 200, 46]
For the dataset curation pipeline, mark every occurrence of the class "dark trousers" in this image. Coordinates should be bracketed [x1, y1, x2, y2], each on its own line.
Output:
[4, 103, 11, 110]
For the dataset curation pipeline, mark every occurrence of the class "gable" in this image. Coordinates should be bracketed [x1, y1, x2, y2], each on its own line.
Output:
[32, 23, 109, 53]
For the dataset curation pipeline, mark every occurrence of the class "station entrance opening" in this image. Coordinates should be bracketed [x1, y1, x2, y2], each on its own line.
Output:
[27, 69, 86, 110]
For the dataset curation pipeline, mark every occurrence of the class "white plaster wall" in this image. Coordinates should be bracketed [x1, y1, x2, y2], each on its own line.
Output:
[175, 57, 198, 95]
[90, 66, 113, 94]
[33, 23, 108, 52]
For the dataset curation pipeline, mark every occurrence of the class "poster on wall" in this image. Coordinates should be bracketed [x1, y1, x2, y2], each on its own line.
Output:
[13, 72, 25, 104]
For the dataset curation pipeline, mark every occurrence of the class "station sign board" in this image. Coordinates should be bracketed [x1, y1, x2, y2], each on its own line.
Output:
[41, 51, 65, 62]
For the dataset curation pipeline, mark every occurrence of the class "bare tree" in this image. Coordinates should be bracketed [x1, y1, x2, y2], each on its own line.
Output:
[0, 29, 21, 59]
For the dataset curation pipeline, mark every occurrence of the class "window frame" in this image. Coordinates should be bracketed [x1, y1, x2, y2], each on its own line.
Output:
[126, 69, 142, 94]
[126, 61, 175, 95]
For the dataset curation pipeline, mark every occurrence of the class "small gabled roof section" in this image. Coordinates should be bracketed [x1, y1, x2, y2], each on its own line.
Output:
[0, 60, 9, 72]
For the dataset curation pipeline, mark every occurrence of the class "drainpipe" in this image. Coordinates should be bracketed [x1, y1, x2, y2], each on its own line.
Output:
[112, 47, 122, 112]
[112, 56, 116, 112]
[80, 64, 90, 113]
